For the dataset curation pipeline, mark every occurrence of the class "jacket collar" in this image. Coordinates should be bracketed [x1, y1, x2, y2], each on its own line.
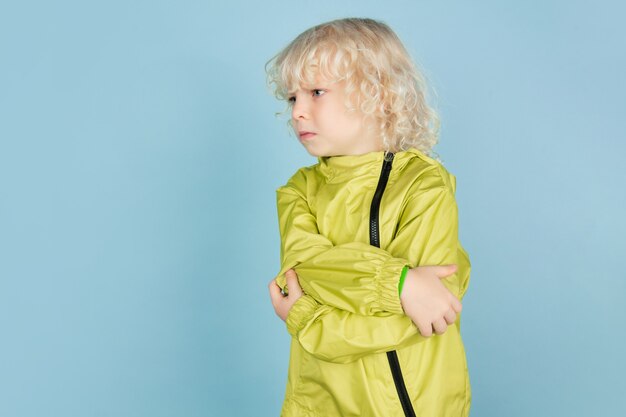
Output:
[316, 147, 424, 182]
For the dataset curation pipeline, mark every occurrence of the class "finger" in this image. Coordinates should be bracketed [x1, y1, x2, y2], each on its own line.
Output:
[450, 296, 462, 313]
[443, 308, 457, 325]
[432, 318, 447, 335]
[417, 321, 433, 338]
[286, 271, 303, 296]
[269, 278, 288, 296]
[268, 280, 284, 304]
[286, 271, 299, 285]
[438, 264, 458, 278]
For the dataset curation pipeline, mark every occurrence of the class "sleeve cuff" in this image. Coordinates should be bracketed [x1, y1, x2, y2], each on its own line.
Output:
[398, 265, 409, 296]
[285, 295, 320, 336]
[373, 257, 411, 315]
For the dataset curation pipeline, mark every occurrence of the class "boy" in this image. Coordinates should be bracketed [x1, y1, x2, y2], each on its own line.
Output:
[266, 18, 471, 417]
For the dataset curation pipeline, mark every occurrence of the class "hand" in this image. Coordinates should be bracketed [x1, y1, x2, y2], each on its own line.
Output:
[400, 264, 462, 337]
[268, 269, 304, 322]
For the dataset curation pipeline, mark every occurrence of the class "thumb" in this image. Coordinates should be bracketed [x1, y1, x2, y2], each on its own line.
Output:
[437, 264, 458, 278]
[286, 270, 303, 295]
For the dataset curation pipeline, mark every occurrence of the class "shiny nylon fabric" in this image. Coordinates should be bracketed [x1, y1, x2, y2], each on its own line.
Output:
[274, 147, 471, 417]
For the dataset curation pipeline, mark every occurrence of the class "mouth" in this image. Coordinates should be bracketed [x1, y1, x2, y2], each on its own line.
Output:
[299, 131, 317, 141]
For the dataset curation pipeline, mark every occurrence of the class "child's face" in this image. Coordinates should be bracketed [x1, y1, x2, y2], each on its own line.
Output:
[289, 73, 382, 157]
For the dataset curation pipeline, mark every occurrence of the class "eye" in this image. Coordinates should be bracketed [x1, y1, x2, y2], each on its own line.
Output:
[287, 89, 325, 104]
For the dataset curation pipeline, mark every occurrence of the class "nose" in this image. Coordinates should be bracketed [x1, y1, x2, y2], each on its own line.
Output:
[291, 95, 309, 121]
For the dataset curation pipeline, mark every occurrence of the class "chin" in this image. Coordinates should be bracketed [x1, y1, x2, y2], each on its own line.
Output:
[301, 144, 321, 157]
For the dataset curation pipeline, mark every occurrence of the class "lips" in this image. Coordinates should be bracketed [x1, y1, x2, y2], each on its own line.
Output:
[299, 131, 316, 140]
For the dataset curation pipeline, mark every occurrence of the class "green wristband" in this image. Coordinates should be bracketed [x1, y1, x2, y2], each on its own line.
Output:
[398, 265, 409, 296]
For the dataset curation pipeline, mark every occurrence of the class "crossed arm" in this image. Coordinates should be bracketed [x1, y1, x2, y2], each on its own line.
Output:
[269, 168, 470, 364]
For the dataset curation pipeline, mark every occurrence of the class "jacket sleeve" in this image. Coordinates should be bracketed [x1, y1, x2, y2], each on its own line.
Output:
[286, 295, 425, 364]
[385, 173, 471, 301]
[284, 181, 472, 364]
[274, 177, 410, 316]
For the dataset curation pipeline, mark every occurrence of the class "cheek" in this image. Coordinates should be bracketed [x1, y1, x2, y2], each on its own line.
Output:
[339, 113, 366, 134]
[326, 108, 353, 128]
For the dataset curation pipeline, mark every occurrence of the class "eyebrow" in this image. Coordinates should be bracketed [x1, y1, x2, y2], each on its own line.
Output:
[288, 85, 331, 95]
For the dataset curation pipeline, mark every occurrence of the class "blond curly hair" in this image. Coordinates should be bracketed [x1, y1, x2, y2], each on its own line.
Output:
[264, 17, 441, 157]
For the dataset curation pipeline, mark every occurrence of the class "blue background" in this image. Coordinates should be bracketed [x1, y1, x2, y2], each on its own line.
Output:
[1, 1, 624, 416]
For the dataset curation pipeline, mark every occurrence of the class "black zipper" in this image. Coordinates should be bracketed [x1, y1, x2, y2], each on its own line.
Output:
[369, 151, 417, 417]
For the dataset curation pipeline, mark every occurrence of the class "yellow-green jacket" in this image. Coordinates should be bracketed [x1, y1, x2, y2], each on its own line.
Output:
[273, 147, 471, 417]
